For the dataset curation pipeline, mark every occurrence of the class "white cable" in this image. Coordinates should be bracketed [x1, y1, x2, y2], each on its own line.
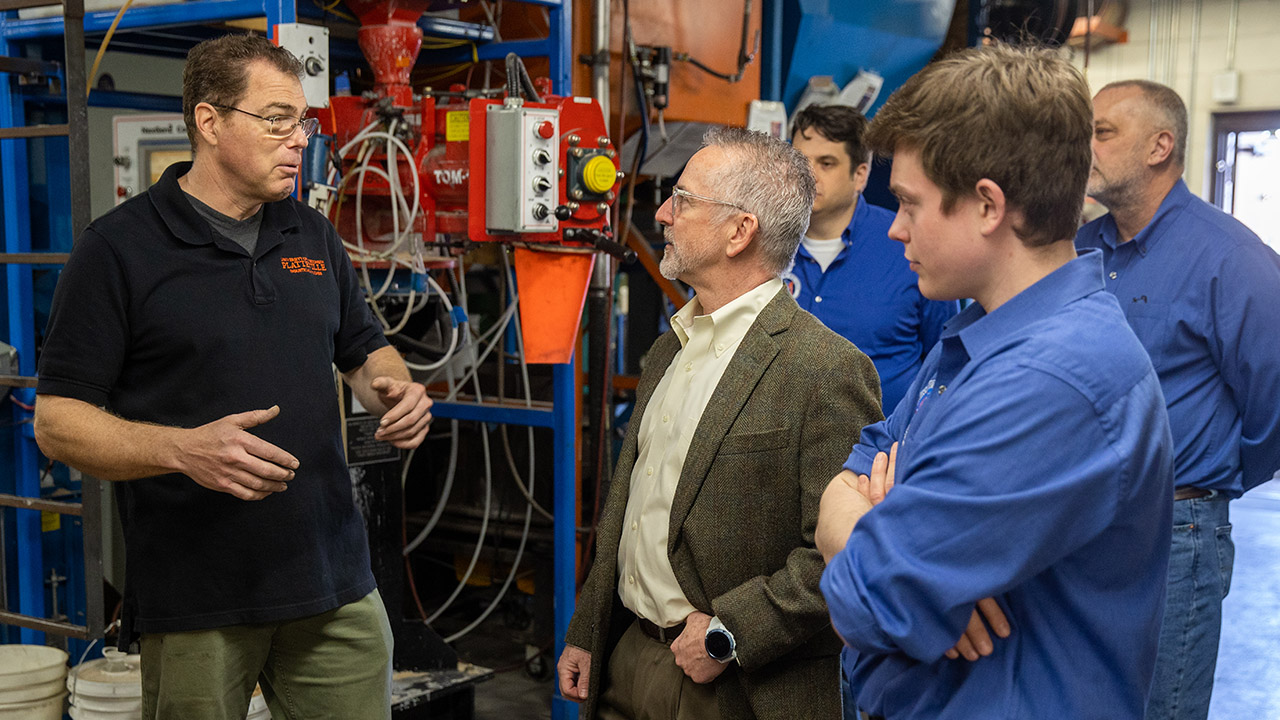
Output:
[403, 273, 461, 371]
[402, 416, 460, 555]
[403, 266, 470, 554]
[443, 250, 537, 642]
[424, 365, 495, 625]
[68, 619, 122, 707]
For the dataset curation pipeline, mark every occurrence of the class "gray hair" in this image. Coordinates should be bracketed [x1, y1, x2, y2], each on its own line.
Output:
[1100, 79, 1188, 168]
[699, 127, 816, 275]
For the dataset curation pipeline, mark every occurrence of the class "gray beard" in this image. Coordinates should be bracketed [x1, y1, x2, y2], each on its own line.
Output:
[659, 227, 683, 279]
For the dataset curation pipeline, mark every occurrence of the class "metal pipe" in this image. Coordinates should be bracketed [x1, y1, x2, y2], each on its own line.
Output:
[592, 0, 609, 116]
[1226, 0, 1239, 70]
[585, 0, 616, 552]
[64, 0, 91, 240]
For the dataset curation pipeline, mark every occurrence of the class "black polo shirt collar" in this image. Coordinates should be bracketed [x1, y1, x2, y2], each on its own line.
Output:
[149, 161, 301, 259]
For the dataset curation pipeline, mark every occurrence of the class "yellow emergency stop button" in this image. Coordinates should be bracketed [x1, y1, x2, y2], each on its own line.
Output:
[582, 155, 616, 194]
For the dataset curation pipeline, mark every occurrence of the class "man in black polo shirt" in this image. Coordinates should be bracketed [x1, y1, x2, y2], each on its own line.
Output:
[32, 34, 430, 720]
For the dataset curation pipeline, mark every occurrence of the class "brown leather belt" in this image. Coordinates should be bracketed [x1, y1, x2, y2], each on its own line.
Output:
[637, 618, 686, 644]
[1174, 486, 1212, 501]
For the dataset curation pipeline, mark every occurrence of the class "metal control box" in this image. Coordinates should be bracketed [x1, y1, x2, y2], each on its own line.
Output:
[485, 103, 559, 233]
[275, 23, 330, 109]
[112, 113, 191, 205]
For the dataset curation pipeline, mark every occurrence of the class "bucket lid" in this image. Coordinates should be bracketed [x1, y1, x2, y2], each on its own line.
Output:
[68, 649, 141, 699]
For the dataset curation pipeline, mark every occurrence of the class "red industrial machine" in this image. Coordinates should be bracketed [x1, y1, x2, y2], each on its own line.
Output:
[308, 0, 623, 363]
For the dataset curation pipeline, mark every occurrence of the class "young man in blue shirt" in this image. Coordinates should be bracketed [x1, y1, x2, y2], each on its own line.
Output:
[787, 105, 958, 412]
[814, 45, 1175, 720]
[1078, 80, 1280, 720]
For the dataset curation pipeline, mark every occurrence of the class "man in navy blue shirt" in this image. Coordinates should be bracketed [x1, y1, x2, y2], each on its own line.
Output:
[815, 45, 1175, 720]
[787, 105, 958, 412]
[1077, 80, 1280, 720]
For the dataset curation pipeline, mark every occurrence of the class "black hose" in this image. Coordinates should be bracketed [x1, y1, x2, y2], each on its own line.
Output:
[504, 52, 520, 99]
[504, 52, 543, 103]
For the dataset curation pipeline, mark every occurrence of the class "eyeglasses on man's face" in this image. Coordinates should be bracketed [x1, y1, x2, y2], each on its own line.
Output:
[212, 104, 320, 139]
[669, 186, 750, 219]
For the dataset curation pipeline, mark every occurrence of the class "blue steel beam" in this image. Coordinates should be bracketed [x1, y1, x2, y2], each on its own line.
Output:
[429, 399, 554, 429]
[2, 0, 271, 40]
[551, 359, 577, 720]
[420, 38, 554, 68]
[419, 16, 494, 42]
[1, 35, 47, 645]
[761, 0, 783, 101]
[23, 90, 182, 112]
[548, 0, 570, 95]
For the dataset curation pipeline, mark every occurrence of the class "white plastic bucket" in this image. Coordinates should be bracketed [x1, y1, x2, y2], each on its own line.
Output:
[68, 647, 140, 718]
[0, 645, 68, 719]
[68, 705, 141, 719]
[0, 692, 63, 720]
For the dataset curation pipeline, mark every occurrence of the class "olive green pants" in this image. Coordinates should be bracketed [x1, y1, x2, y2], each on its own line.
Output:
[140, 590, 393, 720]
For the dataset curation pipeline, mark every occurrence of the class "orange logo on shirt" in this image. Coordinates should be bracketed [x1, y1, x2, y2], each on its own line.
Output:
[281, 256, 327, 276]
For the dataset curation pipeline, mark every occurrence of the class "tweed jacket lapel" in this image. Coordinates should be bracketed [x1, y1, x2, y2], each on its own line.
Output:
[666, 288, 795, 560]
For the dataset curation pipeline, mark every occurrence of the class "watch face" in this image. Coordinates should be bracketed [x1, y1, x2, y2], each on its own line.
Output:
[706, 630, 732, 660]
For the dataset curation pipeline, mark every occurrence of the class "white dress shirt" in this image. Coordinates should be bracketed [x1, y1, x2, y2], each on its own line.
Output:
[616, 278, 783, 627]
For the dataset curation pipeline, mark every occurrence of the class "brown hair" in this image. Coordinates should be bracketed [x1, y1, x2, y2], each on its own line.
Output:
[790, 104, 873, 169]
[865, 43, 1093, 246]
[1098, 79, 1188, 168]
[182, 34, 303, 148]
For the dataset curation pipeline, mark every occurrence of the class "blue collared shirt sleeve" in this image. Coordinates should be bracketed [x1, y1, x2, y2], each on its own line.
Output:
[821, 357, 1153, 662]
[1210, 242, 1280, 490]
[844, 344, 941, 476]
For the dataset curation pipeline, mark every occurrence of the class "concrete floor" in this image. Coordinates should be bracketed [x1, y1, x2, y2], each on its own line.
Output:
[1209, 478, 1280, 719]
[468, 480, 1280, 719]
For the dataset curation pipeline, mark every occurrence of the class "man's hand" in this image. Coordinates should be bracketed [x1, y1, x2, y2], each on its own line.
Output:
[557, 644, 592, 702]
[370, 376, 432, 449]
[816, 443, 898, 564]
[945, 597, 1011, 661]
[174, 406, 298, 501]
[671, 611, 730, 684]
[857, 442, 897, 506]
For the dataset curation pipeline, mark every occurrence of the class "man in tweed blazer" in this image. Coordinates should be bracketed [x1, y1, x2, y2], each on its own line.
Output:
[557, 127, 883, 719]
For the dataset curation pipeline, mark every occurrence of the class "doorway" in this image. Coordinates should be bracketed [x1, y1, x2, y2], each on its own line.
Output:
[1210, 110, 1280, 252]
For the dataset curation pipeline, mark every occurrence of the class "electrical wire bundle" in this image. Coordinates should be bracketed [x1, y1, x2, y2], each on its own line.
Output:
[319, 116, 460, 371]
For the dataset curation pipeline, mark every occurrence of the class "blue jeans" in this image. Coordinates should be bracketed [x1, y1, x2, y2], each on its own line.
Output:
[841, 666, 858, 720]
[1146, 494, 1234, 720]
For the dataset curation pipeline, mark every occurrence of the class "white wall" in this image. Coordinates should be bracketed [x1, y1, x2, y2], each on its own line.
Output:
[1067, 0, 1280, 198]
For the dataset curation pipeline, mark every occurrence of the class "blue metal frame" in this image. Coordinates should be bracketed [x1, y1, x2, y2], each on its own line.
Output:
[1, 33, 46, 646]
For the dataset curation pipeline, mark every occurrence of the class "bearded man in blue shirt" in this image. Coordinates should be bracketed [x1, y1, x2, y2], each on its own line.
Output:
[814, 44, 1176, 720]
[1077, 80, 1280, 720]
[787, 105, 958, 413]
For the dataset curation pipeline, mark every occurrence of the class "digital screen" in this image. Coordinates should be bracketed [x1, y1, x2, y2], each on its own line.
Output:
[146, 148, 193, 186]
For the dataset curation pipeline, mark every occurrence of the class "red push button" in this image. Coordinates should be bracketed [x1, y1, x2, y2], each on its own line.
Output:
[535, 120, 555, 139]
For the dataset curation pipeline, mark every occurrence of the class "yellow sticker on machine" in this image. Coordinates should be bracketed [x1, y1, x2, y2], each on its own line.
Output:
[42, 511, 60, 533]
[446, 111, 470, 142]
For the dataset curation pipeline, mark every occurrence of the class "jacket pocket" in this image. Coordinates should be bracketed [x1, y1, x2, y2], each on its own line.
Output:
[717, 427, 790, 455]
